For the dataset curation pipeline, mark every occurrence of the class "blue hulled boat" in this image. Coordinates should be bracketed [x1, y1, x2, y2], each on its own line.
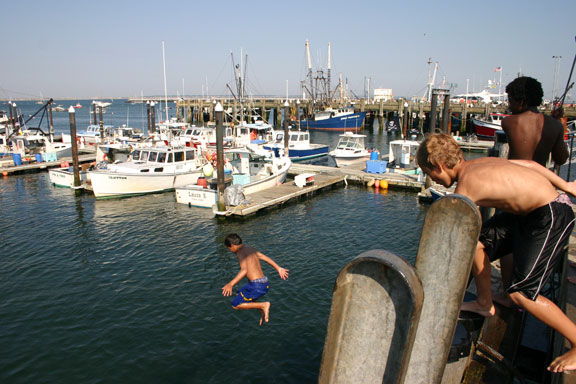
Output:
[263, 130, 329, 161]
[299, 107, 367, 131]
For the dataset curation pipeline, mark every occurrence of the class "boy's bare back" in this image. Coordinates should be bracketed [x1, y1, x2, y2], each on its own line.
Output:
[455, 157, 559, 215]
[236, 245, 265, 281]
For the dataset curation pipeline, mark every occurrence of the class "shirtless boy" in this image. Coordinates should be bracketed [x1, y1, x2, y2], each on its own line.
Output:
[222, 233, 289, 325]
[416, 133, 576, 372]
[502, 76, 568, 167]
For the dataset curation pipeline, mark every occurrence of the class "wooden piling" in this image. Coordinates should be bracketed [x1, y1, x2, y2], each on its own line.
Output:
[68, 106, 81, 188]
[215, 103, 226, 211]
[283, 101, 289, 155]
[442, 94, 451, 133]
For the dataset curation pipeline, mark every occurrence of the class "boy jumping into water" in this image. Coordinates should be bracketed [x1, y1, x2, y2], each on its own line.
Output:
[416, 133, 576, 373]
[222, 233, 289, 325]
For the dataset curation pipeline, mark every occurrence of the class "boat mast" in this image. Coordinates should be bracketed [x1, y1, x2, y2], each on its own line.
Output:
[327, 42, 331, 103]
[306, 40, 314, 101]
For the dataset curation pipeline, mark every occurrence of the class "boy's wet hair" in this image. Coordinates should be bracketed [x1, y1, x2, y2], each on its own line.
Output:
[416, 133, 463, 171]
[225, 233, 242, 247]
[505, 76, 543, 107]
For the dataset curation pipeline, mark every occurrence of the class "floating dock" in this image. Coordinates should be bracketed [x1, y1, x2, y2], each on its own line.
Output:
[218, 159, 425, 217]
[0, 153, 96, 175]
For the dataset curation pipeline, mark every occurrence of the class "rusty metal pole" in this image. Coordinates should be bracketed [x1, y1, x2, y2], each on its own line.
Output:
[68, 106, 81, 188]
[215, 102, 226, 211]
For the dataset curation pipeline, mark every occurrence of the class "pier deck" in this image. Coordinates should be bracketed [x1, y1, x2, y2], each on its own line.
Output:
[219, 159, 425, 216]
[0, 153, 96, 175]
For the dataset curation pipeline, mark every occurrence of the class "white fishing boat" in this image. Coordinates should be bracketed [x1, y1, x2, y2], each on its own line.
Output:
[329, 132, 371, 167]
[88, 145, 205, 198]
[48, 144, 133, 188]
[388, 139, 420, 169]
[175, 147, 291, 208]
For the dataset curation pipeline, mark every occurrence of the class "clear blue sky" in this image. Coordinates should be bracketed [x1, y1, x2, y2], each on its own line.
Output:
[2, 0, 575, 102]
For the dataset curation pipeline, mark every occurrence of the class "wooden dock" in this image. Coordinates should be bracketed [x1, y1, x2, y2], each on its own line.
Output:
[218, 159, 425, 217]
[0, 153, 96, 175]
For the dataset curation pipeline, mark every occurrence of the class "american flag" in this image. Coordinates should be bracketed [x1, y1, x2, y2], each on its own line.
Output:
[494, 66, 502, 72]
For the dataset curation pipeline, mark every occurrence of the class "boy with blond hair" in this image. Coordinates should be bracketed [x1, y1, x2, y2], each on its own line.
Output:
[416, 133, 576, 372]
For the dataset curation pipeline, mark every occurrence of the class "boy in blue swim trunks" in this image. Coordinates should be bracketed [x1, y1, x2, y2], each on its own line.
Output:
[416, 134, 576, 373]
[222, 233, 289, 325]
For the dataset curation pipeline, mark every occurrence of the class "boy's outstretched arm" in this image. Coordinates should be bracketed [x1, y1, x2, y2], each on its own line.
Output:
[510, 159, 576, 196]
[222, 266, 247, 296]
[257, 252, 289, 280]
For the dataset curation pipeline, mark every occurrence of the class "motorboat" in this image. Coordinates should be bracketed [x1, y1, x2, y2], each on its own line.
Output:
[388, 139, 420, 169]
[49, 144, 133, 189]
[471, 113, 508, 140]
[88, 145, 205, 198]
[263, 130, 329, 161]
[175, 147, 291, 208]
[299, 106, 366, 131]
[329, 131, 370, 167]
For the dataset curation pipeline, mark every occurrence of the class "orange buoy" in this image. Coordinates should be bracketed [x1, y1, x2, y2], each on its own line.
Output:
[2, 171, 8, 177]
[374, 179, 380, 188]
[379, 179, 389, 189]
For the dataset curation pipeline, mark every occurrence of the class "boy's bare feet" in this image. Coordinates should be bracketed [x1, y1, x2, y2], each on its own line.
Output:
[461, 300, 495, 317]
[258, 303, 271, 326]
[548, 348, 576, 373]
[492, 292, 516, 308]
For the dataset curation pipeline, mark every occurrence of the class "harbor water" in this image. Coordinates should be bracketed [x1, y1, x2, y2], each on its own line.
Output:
[1, 100, 430, 383]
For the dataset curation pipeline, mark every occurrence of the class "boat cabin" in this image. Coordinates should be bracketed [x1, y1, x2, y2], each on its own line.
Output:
[334, 132, 367, 153]
[131, 147, 196, 164]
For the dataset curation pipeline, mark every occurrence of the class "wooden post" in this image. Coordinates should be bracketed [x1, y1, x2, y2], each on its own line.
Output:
[48, 101, 54, 142]
[99, 106, 104, 139]
[442, 94, 451, 133]
[283, 101, 290, 157]
[92, 102, 97, 125]
[150, 102, 156, 134]
[429, 93, 438, 133]
[68, 106, 81, 188]
[215, 102, 226, 211]
[404, 195, 482, 384]
[296, 100, 301, 130]
[319, 250, 424, 383]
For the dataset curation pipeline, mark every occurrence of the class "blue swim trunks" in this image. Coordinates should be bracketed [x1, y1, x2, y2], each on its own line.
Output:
[231, 277, 269, 307]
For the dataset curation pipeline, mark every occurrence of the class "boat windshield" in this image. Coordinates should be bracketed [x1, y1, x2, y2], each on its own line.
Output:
[148, 151, 159, 162]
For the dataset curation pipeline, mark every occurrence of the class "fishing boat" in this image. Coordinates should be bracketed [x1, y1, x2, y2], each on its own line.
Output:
[263, 129, 329, 161]
[471, 113, 508, 140]
[299, 107, 367, 131]
[329, 131, 371, 167]
[88, 145, 205, 198]
[49, 144, 133, 188]
[175, 147, 291, 208]
[388, 139, 420, 169]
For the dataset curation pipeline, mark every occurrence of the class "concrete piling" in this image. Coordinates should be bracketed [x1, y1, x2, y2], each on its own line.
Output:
[404, 195, 481, 383]
[319, 250, 424, 384]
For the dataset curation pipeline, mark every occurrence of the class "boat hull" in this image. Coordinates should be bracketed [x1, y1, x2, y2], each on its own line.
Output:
[263, 144, 329, 161]
[299, 112, 367, 131]
[48, 167, 89, 188]
[89, 170, 202, 198]
[471, 118, 500, 140]
[175, 159, 291, 208]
